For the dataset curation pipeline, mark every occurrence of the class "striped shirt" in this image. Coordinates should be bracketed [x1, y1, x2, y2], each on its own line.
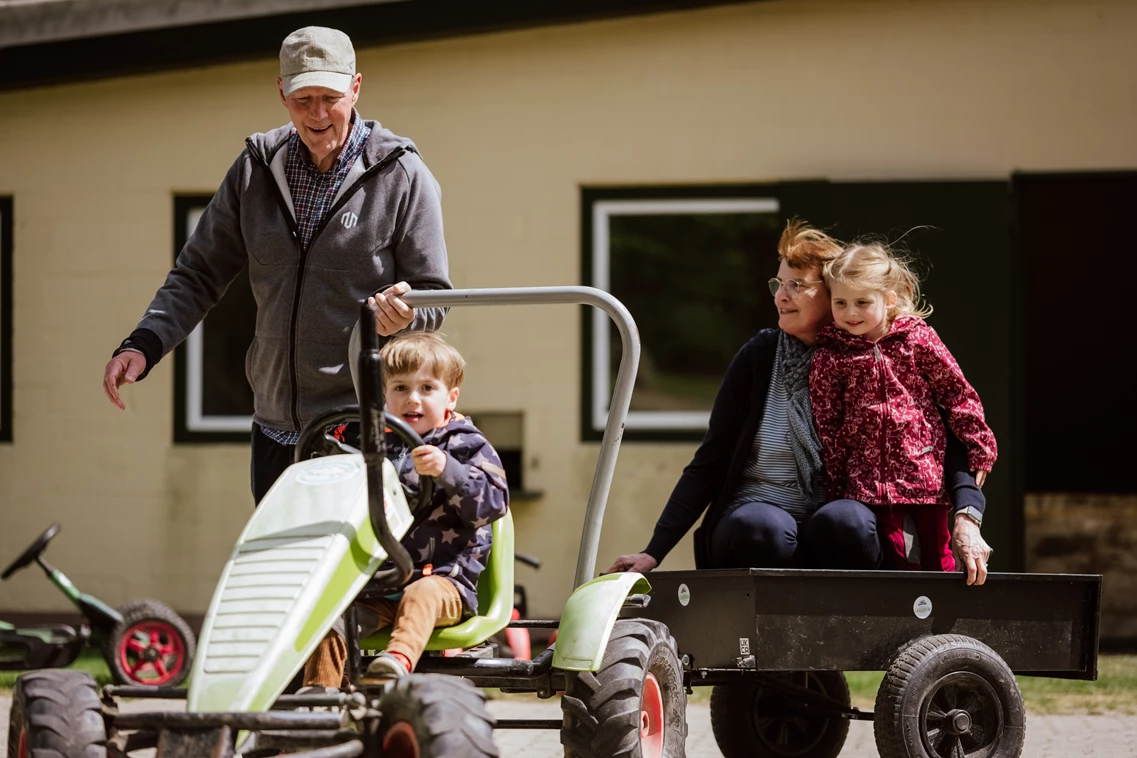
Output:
[730, 357, 817, 520]
[261, 113, 371, 447]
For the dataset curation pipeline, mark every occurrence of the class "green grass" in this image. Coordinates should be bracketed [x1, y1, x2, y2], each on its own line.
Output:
[0, 649, 112, 694]
[688, 655, 1137, 715]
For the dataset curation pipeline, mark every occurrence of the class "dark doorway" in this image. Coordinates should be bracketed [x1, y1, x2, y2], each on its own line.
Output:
[1013, 172, 1137, 495]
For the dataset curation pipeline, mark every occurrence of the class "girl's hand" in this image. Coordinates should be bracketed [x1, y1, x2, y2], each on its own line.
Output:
[412, 445, 446, 477]
[971, 469, 987, 488]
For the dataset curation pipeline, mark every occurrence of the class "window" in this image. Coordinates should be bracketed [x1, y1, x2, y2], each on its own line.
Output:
[173, 195, 256, 443]
[1, 197, 11, 442]
[581, 187, 782, 441]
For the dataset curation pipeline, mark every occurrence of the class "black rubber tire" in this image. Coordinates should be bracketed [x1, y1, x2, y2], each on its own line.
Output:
[7, 670, 107, 758]
[102, 598, 196, 687]
[377, 673, 499, 758]
[874, 634, 1025, 758]
[561, 619, 688, 758]
[709, 671, 850, 758]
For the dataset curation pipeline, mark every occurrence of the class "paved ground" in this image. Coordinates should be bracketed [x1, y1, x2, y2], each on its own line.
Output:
[3, 692, 1137, 756]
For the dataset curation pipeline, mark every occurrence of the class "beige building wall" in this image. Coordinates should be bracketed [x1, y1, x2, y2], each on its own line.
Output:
[1, 0, 1135, 619]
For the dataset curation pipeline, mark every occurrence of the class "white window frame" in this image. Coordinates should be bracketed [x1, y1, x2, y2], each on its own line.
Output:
[182, 206, 254, 434]
[0, 197, 11, 443]
[588, 197, 780, 435]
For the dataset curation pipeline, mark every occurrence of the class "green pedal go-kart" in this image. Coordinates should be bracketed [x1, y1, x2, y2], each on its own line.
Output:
[5, 287, 1102, 758]
[1, 522, 196, 687]
[7, 288, 682, 758]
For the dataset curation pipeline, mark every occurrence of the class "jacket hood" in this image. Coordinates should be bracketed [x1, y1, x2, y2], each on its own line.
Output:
[245, 115, 418, 166]
[818, 315, 923, 352]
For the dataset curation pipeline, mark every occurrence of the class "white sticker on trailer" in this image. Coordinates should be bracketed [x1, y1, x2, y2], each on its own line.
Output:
[739, 638, 751, 655]
[677, 583, 691, 607]
[913, 595, 933, 619]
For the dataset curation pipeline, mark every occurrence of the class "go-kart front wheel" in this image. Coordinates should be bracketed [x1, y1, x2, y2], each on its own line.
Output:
[103, 598, 195, 687]
[378, 673, 498, 758]
[561, 619, 688, 758]
[7, 670, 107, 758]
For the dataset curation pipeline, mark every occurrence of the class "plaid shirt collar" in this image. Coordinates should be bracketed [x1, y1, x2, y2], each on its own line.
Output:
[284, 111, 371, 250]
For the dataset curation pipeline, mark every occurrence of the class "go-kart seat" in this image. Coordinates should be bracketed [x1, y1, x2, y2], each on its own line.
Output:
[359, 509, 515, 652]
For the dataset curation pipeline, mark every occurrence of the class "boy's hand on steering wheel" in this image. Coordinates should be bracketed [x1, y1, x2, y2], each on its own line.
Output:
[605, 552, 658, 574]
[411, 445, 446, 478]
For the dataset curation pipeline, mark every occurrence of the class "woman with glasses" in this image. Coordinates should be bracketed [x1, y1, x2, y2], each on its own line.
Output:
[607, 221, 993, 584]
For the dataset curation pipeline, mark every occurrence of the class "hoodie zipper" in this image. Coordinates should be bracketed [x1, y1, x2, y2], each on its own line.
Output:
[247, 139, 408, 430]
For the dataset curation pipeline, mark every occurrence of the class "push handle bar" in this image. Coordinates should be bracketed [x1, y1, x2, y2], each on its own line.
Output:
[400, 287, 640, 589]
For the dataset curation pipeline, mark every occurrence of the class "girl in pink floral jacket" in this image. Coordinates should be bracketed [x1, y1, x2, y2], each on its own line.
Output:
[810, 242, 996, 572]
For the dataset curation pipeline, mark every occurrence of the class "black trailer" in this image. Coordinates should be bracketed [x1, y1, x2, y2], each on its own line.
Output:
[627, 567, 1102, 758]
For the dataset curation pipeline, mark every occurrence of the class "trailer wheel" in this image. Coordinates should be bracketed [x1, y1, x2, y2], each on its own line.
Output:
[709, 671, 850, 758]
[378, 673, 498, 758]
[561, 619, 687, 758]
[7, 670, 107, 758]
[874, 634, 1025, 758]
[104, 598, 196, 687]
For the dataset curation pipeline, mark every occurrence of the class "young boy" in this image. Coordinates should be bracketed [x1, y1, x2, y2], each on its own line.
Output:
[303, 332, 510, 686]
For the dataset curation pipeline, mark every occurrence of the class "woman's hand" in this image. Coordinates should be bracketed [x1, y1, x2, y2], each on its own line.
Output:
[952, 513, 992, 586]
[605, 552, 658, 574]
[971, 469, 987, 488]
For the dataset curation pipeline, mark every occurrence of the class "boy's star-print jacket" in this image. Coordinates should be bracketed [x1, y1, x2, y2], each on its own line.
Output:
[809, 315, 997, 506]
[385, 414, 509, 614]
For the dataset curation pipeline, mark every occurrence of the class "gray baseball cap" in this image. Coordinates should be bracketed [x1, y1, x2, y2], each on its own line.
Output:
[279, 26, 356, 95]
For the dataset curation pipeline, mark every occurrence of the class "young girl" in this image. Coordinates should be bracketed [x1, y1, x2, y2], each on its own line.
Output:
[809, 242, 996, 571]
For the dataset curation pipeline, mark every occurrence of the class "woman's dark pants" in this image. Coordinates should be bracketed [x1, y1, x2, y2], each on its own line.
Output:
[710, 499, 881, 569]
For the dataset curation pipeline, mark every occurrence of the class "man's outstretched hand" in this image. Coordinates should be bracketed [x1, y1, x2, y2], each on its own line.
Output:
[103, 351, 148, 410]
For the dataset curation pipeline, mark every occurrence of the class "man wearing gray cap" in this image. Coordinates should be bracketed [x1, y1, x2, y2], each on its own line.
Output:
[102, 27, 452, 502]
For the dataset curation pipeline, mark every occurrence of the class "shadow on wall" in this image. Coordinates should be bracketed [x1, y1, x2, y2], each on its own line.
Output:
[1025, 493, 1137, 645]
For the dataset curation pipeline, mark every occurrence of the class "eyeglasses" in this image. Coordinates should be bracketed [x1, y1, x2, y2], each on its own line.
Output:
[768, 277, 823, 298]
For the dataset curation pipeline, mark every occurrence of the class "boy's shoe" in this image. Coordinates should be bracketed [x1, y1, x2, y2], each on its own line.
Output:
[364, 652, 409, 680]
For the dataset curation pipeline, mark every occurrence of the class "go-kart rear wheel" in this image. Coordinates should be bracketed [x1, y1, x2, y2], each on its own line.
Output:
[378, 673, 498, 758]
[561, 619, 687, 758]
[7, 670, 107, 758]
[709, 671, 850, 758]
[103, 598, 195, 687]
[874, 634, 1025, 758]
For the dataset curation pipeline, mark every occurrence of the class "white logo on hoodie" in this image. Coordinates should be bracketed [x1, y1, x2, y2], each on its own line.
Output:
[341, 211, 358, 230]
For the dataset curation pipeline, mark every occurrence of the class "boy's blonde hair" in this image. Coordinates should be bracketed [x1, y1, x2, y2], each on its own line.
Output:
[380, 332, 466, 389]
[823, 241, 933, 320]
[777, 219, 844, 272]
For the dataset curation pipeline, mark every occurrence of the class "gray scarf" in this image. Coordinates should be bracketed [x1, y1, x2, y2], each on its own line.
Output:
[778, 331, 824, 505]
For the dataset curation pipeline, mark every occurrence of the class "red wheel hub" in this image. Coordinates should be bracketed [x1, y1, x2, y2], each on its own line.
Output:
[17, 728, 27, 758]
[640, 672, 665, 758]
[117, 620, 186, 686]
[382, 722, 421, 758]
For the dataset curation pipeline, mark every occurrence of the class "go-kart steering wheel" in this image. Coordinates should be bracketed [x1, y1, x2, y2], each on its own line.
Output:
[2, 522, 61, 580]
[295, 408, 434, 514]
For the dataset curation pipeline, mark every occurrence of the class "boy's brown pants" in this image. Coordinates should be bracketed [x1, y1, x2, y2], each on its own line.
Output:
[303, 575, 463, 688]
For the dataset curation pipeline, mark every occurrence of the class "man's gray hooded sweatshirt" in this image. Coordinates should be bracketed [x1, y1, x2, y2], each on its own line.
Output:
[117, 122, 451, 432]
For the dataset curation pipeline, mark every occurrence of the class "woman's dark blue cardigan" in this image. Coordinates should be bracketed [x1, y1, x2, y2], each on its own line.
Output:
[643, 329, 987, 569]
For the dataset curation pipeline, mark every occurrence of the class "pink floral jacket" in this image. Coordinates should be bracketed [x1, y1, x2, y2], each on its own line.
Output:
[810, 316, 997, 506]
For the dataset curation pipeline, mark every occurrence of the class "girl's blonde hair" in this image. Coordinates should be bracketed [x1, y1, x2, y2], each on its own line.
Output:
[777, 219, 844, 272]
[823, 241, 933, 320]
[380, 331, 466, 389]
